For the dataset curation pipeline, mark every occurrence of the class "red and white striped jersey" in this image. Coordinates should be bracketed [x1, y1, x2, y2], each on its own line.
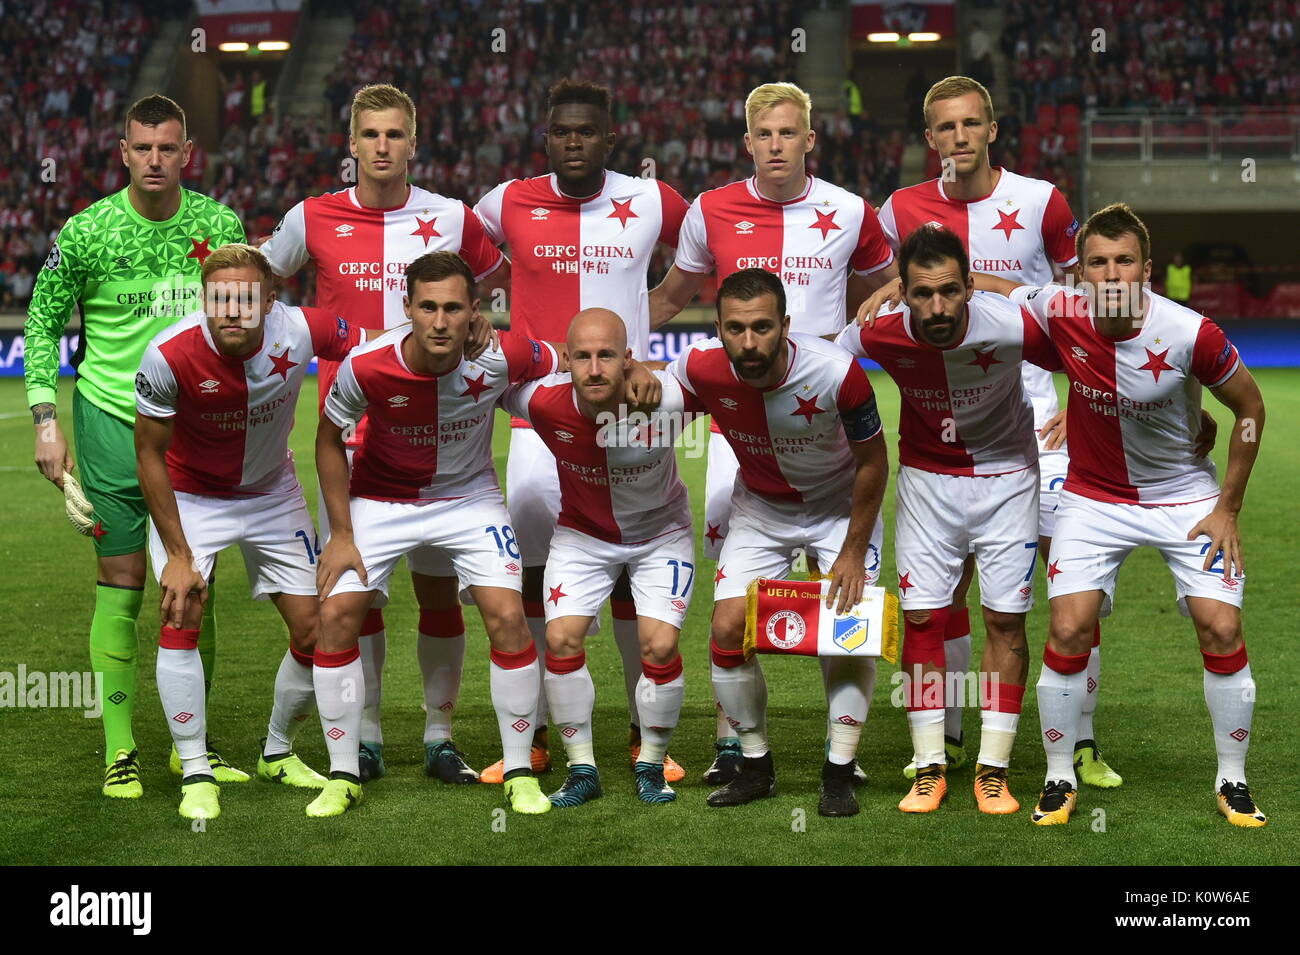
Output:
[136, 302, 361, 496]
[1010, 284, 1241, 505]
[500, 371, 698, 545]
[835, 291, 1061, 476]
[668, 334, 882, 506]
[474, 170, 688, 360]
[323, 329, 557, 502]
[674, 176, 894, 338]
[262, 185, 504, 444]
[879, 168, 1079, 428]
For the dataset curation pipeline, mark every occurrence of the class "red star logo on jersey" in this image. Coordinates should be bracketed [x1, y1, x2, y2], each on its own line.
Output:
[705, 523, 724, 545]
[607, 198, 637, 229]
[410, 216, 441, 246]
[1047, 560, 1062, 582]
[714, 566, 726, 584]
[1139, 347, 1175, 383]
[810, 209, 841, 240]
[547, 584, 566, 605]
[186, 237, 213, 264]
[898, 571, 913, 594]
[91, 520, 107, 542]
[791, 393, 825, 424]
[992, 209, 1024, 240]
[968, 347, 1002, 373]
[268, 349, 298, 381]
[459, 371, 490, 402]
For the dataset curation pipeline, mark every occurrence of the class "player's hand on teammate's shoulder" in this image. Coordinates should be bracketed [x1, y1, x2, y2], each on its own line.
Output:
[464, 312, 499, 360]
[824, 551, 867, 615]
[1188, 506, 1244, 580]
[1039, 409, 1067, 451]
[624, 359, 662, 410]
[1194, 408, 1219, 458]
[855, 276, 904, 328]
[159, 558, 208, 630]
[316, 534, 367, 601]
[32, 409, 74, 490]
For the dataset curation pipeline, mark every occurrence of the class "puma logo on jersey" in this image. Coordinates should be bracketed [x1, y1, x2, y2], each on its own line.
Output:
[388, 395, 409, 407]
[531, 207, 550, 220]
[335, 224, 354, 237]
[199, 379, 220, 393]
[734, 220, 755, 235]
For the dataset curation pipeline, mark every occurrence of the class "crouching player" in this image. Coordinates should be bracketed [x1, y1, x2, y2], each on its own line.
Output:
[669, 268, 889, 817]
[501, 308, 697, 806]
[312, 251, 560, 817]
[837, 225, 1064, 814]
[135, 243, 361, 820]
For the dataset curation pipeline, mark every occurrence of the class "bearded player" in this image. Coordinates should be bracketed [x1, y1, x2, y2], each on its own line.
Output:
[650, 81, 897, 783]
[669, 269, 888, 817]
[474, 80, 691, 783]
[26, 95, 247, 797]
[135, 244, 362, 819]
[501, 309, 699, 806]
[976, 204, 1267, 827]
[261, 83, 506, 784]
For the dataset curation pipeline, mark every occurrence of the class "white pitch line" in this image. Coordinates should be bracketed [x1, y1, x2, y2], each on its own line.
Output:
[0, 411, 34, 420]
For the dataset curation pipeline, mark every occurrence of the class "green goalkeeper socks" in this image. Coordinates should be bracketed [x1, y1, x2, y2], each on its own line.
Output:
[199, 578, 216, 698]
[90, 582, 144, 765]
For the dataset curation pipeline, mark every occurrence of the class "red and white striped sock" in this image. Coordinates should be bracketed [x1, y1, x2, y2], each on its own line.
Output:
[1037, 645, 1089, 786]
[314, 645, 363, 778]
[544, 650, 595, 766]
[710, 640, 768, 757]
[636, 655, 685, 765]
[157, 626, 208, 777]
[1202, 645, 1253, 787]
[265, 645, 314, 756]
[417, 608, 465, 744]
[491, 644, 541, 774]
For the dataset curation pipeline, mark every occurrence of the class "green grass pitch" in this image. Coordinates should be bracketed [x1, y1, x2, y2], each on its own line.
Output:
[0, 370, 1295, 865]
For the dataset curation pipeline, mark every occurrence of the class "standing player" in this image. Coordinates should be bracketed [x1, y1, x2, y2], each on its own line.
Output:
[135, 244, 360, 819]
[501, 309, 698, 806]
[978, 204, 1267, 827]
[26, 95, 247, 797]
[864, 75, 1119, 785]
[837, 226, 1064, 814]
[311, 251, 560, 817]
[474, 79, 691, 782]
[649, 81, 897, 781]
[261, 83, 507, 784]
[669, 269, 889, 817]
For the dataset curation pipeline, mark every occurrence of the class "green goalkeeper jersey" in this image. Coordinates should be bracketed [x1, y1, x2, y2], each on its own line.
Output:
[24, 187, 245, 424]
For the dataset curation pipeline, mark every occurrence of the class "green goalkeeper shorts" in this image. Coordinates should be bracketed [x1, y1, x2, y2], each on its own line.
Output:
[73, 387, 148, 557]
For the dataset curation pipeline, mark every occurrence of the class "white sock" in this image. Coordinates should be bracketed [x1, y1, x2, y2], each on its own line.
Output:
[1204, 662, 1254, 787]
[545, 658, 596, 767]
[1036, 660, 1087, 786]
[711, 656, 768, 758]
[715, 698, 736, 742]
[525, 613, 549, 727]
[265, 648, 315, 756]
[907, 709, 946, 767]
[943, 632, 972, 741]
[821, 656, 875, 764]
[157, 643, 209, 777]
[417, 630, 465, 744]
[636, 662, 685, 766]
[612, 611, 643, 727]
[491, 650, 541, 774]
[315, 654, 364, 778]
[357, 628, 385, 744]
[978, 709, 1020, 768]
[1078, 645, 1101, 740]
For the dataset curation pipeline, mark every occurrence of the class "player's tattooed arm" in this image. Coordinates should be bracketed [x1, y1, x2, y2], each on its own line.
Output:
[825, 432, 889, 614]
[315, 417, 368, 599]
[31, 401, 74, 489]
[135, 413, 206, 628]
[1194, 408, 1218, 458]
[1191, 365, 1266, 579]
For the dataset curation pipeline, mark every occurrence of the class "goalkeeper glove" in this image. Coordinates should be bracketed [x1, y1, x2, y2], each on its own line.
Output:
[63, 470, 97, 535]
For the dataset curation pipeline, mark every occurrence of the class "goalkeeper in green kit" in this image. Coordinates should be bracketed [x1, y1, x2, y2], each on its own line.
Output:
[25, 95, 247, 798]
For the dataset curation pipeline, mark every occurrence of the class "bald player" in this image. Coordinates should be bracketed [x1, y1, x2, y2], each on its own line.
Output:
[500, 310, 697, 805]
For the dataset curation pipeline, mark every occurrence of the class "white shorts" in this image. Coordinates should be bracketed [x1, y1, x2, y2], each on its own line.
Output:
[327, 491, 523, 605]
[1037, 439, 1069, 539]
[713, 482, 884, 602]
[895, 465, 1040, 613]
[544, 525, 695, 629]
[703, 430, 739, 560]
[1048, 491, 1245, 617]
[318, 449, 456, 578]
[149, 489, 318, 600]
[506, 426, 561, 567]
